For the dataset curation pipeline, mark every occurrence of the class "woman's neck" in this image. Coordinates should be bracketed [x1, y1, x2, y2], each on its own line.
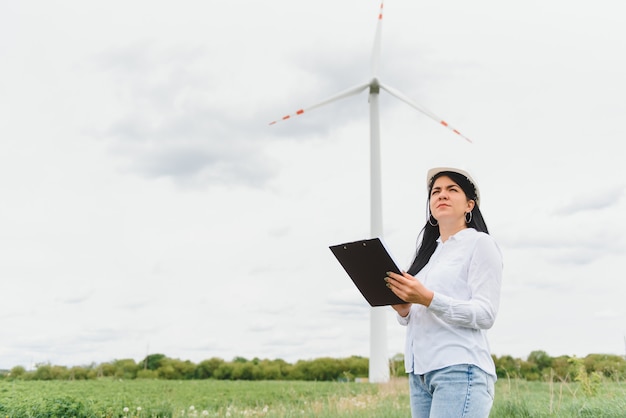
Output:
[439, 223, 467, 243]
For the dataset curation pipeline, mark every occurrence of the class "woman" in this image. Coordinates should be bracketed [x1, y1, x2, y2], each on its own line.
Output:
[385, 167, 503, 418]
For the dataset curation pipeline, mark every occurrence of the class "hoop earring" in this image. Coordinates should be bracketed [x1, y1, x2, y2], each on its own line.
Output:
[465, 211, 472, 224]
[428, 215, 438, 227]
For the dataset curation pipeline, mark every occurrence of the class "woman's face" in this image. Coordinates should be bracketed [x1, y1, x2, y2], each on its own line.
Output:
[429, 175, 474, 224]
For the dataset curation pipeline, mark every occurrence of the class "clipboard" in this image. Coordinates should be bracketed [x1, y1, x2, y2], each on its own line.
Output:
[329, 238, 407, 307]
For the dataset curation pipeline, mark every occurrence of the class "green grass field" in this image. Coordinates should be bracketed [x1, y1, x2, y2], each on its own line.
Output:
[1, 377, 625, 417]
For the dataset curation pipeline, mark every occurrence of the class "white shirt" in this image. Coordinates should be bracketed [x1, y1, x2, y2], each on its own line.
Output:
[397, 228, 503, 378]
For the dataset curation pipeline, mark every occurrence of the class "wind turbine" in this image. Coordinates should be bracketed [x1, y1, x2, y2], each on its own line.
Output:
[270, 2, 471, 383]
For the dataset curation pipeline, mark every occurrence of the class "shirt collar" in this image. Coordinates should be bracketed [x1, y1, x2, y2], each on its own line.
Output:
[436, 227, 475, 243]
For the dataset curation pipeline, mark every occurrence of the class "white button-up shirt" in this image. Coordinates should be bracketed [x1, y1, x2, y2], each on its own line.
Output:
[397, 228, 503, 378]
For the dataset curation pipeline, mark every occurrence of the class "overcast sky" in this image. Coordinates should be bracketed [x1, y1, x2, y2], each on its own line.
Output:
[1, 0, 625, 370]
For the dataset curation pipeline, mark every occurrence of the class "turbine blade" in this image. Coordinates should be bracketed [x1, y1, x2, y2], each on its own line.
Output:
[371, 2, 384, 77]
[380, 83, 472, 143]
[269, 82, 370, 125]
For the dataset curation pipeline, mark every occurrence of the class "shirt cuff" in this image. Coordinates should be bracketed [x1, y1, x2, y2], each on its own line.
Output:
[427, 292, 449, 315]
[396, 309, 411, 325]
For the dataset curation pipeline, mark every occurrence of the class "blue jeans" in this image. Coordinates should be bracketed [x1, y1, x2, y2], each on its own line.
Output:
[409, 364, 495, 418]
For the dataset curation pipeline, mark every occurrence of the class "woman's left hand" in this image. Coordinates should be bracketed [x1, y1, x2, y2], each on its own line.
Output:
[385, 271, 434, 307]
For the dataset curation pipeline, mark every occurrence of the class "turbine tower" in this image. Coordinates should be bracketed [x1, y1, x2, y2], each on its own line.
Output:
[270, 2, 470, 383]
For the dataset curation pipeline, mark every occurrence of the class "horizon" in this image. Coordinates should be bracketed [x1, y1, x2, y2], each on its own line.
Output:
[4, 347, 626, 372]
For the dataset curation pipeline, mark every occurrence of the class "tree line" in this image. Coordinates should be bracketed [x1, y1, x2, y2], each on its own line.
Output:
[1, 351, 625, 382]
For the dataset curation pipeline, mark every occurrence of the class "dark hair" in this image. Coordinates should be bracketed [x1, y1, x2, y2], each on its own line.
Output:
[406, 171, 489, 276]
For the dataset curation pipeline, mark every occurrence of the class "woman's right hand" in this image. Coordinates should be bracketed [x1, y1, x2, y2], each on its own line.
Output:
[391, 303, 412, 317]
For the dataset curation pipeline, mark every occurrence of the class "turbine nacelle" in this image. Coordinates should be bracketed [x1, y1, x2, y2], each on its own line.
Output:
[369, 77, 381, 94]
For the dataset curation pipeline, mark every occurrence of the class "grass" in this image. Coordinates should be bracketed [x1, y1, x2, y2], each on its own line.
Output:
[491, 377, 626, 417]
[0, 377, 624, 417]
[0, 378, 405, 417]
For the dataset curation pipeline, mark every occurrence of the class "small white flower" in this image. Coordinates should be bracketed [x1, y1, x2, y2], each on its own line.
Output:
[123, 407, 129, 413]
[189, 405, 195, 411]
[202, 411, 209, 416]
[137, 406, 142, 411]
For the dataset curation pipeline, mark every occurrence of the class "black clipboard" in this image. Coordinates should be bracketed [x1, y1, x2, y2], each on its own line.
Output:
[329, 238, 407, 307]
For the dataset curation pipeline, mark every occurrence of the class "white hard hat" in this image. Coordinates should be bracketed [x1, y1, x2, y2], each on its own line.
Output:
[426, 167, 480, 206]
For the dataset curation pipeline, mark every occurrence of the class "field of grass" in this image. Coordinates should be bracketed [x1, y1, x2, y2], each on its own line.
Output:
[1, 377, 625, 417]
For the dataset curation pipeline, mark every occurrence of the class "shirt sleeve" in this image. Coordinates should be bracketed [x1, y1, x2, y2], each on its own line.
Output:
[427, 235, 503, 330]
